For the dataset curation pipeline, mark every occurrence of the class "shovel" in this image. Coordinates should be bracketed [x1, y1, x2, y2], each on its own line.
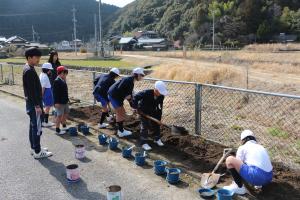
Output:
[201, 148, 233, 189]
[140, 112, 188, 136]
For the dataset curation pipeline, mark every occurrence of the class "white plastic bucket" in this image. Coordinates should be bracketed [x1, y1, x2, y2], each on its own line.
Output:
[66, 164, 80, 182]
[107, 185, 122, 200]
[75, 145, 85, 159]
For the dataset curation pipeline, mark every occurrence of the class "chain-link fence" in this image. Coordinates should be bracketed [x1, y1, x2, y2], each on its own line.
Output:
[1, 64, 299, 169]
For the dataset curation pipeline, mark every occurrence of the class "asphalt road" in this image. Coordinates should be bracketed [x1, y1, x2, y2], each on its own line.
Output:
[0, 93, 200, 200]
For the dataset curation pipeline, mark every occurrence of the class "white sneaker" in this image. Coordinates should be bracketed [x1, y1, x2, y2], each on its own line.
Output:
[33, 149, 53, 159]
[61, 126, 68, 131]
[56, 130, 66, 135]
[142, 144, 152, 151]
[254, 185, 262, 190]
[223, 182, 247, 195]
[154, 139, 164, 147]
[42, 122, 54, 127]
[107, 115, 114, 123]
[31, 147, 48, 155]
[117, 129, 132, 137]
[99, 123, 109, 129]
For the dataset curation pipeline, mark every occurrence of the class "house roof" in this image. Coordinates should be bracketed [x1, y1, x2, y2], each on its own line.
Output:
[119, 37, 135, 44]
[0, 37, 7, 42]
[5, 36, 28, 43]
[138, 38, 165, 44]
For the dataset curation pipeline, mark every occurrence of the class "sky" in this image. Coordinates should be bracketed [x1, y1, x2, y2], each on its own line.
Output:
[100, 0, 135, 7]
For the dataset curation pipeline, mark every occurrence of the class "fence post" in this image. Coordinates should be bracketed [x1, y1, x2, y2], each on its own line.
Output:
[0, 64, 3, 83]
[195, 83, 202, 135]
[11, 65, 14, 85]
[92, 71, 96, 106]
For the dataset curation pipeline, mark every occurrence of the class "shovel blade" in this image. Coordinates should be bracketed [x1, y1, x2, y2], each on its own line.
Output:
[201, 173, 221, 189]
[171, 125, 189, 136]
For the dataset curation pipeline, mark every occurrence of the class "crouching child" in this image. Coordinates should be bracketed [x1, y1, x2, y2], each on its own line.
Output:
[53, 66, 69, 135]
[223, 130, 273, 195]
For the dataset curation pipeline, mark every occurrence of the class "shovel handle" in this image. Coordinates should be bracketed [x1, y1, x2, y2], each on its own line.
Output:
[139, 112, 171, 129]
[211, 149, 232, 174]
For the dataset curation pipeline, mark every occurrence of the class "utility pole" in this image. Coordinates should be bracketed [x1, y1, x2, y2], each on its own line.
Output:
[32, 25, 35, 42]
[94, 14, 98, 55]
[72, 6, 78, 56]
[98, 0, 104, 57]
[212, 10, 215, 51]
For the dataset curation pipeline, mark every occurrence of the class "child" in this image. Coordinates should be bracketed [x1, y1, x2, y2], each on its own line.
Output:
[93, 68, 120, 128]
[133, 81, 168, 151]
[39, 63, 55, 127]
[53, 66, 69, 135]
[223, 130, 273, 195]
[48, 50, 61, 86]
[108, 68, 145, 137]
[23, 47, 53, 159]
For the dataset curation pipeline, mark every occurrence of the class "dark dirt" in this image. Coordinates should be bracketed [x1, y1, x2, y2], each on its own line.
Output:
[69, 105, 300, 200]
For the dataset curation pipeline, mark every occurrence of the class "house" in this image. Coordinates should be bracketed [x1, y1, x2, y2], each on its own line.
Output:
[119, 37, 137, 51]
[273, 33, 298, 43]
[70, 39, 83, 48]
[134, 31, 159, 39]
[5, 36, 29, 47]
[0, 36, 7, 45]
[137, 38, 168, 51]
[56, 40, 72, 51]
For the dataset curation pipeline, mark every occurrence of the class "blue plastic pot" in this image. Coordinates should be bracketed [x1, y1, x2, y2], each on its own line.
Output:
[198, 188, 215, 199]
[81, 125, 90, 136]
[108, 138, 119, 150]
[98, 134, 107, 145]
[166, 168, 181, 184]
[154, 160, 167, 175]
[217, 189, 234, 200]
[135, 153, 146, 166]
[122, 147, 132, 158]
[69, 127, 78, 136]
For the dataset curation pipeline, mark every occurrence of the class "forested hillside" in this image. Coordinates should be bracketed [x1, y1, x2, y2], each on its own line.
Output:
[0, 0, 118, 43]
[110, 0, 300, 46]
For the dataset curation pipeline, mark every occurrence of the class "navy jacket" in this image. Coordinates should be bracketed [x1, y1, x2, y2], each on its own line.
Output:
[53, 77, 69, 104]
[108, 76, 134, 104]
[93, 73, 116, 100]
[133, 89, 164, 120]
[22, 64, 43, 107]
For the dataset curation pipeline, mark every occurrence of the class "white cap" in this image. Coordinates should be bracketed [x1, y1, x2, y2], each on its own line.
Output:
[42, 63, 53, 70]
[241, 130, 254, 141]
[132, 67, 145, 76]
[155, 81, 168, 96]
[110, 68, 120, 76]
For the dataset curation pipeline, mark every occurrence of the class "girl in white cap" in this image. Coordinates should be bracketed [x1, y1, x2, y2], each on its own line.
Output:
[108, 68, 145, 137]
[132, 81, 168, 151]
[39, 63, 55, 127]
[223, 130, 273, 195]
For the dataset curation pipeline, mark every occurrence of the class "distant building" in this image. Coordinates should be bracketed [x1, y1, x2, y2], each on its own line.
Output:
[134, 31, 159, 39]
[273, 33, 298, 43]
[119, 37, 137, 51]
[5, 36, 29, 47]
[137, 38, 168, 50]
[56, 40, 72, 51]
[0, 36, 7, 45]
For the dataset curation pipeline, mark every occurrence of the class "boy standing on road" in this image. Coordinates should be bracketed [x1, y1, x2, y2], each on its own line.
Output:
[39, 63, 55, 127]
[53, 66, 69, 135]
[23, 47, 53, 159]
[93, 68, 120, 128]
[133, 81, 168, 151]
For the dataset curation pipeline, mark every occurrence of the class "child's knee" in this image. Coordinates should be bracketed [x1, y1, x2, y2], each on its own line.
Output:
[226, 156, 235, 167]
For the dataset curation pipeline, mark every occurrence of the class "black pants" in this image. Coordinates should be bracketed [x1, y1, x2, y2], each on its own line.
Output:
[26, 102, 43, 153]
[140, 116, 161, 145]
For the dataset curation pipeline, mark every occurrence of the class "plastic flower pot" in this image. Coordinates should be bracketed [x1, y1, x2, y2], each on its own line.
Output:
[81, 125, 90, 136]
[198, 188, 215, 199]
[166, 168, 181, 184]
[98, 134, 107, 145]
[135, 153, 146, 166]
[66, 164, 80, 183]
[108, 138, 119, 150]
[217, 189, 234, 200]
[154, 160, 167, 175]
[122, 147, 132, 158]
[68, 127, 78, 136]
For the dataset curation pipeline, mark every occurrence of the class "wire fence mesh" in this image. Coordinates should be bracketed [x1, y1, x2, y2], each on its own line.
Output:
[0, 64, 299, 169]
